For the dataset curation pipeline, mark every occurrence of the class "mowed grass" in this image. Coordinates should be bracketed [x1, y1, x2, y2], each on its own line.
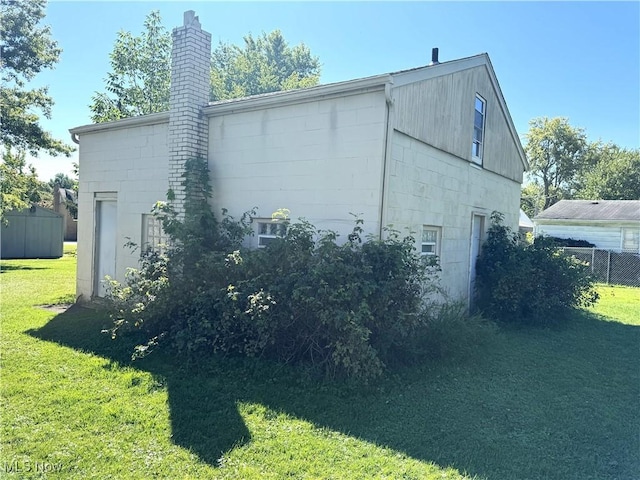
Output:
[1, 247, 638, 479]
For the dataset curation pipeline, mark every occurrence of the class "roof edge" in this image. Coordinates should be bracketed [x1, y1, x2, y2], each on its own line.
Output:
[391, 53, 528, 171]
[69, 111, 169, 136]
[203, 74, 392, 116]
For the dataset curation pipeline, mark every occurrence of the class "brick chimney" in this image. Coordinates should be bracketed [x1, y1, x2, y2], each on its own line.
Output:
[168, 11, 211, 216]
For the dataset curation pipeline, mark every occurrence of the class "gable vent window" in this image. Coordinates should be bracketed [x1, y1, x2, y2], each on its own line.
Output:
[257, 220, 287, 247]
[472, 94, 486, 165]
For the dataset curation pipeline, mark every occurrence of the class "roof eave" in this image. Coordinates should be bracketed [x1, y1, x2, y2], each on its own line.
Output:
[203, 74, 392, 116]
[69, 111, 170, 137]
[391, 53, 528, 172]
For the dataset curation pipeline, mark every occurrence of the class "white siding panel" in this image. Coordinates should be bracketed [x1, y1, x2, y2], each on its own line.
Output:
[393, 65, 524, 183]
[534, 224, 627, 251]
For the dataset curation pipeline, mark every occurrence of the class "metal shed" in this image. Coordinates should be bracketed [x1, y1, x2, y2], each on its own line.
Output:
[1, 206, 64, 259]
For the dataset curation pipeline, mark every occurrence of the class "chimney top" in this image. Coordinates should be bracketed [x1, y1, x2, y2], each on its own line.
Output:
[430, 47, 440, 66]
[183, 10, 201, 28]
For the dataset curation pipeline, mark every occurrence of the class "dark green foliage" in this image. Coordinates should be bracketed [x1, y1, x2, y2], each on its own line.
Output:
[547, 237, 595, 248]
[475, 212, 599, 324]
[105, 159, 449, 381]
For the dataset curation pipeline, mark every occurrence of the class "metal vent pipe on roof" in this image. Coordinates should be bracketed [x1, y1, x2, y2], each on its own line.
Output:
[430, 47, 439, 65]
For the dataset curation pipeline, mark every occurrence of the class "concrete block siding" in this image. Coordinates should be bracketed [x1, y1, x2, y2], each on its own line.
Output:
[387, 131, 521, 299]
[208, 90, 388, 242]
[75, 123, 169, 299]
[72, 11, 526, 302]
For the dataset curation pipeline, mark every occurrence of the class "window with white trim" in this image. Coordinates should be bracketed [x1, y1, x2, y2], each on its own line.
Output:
[622, 228, 640, 253]
[472, 94, 486, 165]
[257, 220, 287, 247]
[421, 226, 441, 257]
[142, 214, 169, 253]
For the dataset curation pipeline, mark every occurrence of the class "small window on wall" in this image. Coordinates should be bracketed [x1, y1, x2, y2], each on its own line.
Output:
[421, 227, 441, 256]
[622, 228, 640, 253]
[472, 94, 486, 165]
[142, 214, 169, 253]
[257, 220, 287, 247]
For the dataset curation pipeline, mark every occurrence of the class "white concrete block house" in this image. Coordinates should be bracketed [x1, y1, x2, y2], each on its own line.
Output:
[70, 11, 527, 303]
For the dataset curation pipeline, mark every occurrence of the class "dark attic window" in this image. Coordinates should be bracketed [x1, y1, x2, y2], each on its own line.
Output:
[472, 93, 486, 165]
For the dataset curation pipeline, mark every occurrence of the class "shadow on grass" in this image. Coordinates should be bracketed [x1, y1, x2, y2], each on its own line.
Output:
[30, 307, 640, 479]
[0, 264, 48, 272]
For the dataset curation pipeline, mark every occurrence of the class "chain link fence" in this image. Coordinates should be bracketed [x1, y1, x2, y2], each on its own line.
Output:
[560, 247, 640, 287]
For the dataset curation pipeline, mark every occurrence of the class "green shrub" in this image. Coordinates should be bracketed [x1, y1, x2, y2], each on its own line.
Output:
[475, 212, 599, 324]
[105, 158, 480, 382]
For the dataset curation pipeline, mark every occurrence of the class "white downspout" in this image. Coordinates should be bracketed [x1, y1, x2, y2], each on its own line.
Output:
[378, 81, 394, 238]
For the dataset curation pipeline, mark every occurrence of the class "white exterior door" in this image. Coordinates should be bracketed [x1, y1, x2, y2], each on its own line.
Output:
[469, 214, 485, 307]
[95, 200, 117, 297]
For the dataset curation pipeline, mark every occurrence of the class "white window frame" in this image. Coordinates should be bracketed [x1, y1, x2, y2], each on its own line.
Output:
[256, 219, 287, 248]
[621, 227, 640, 253]
[421, 226, 441, 257]
[472, 94, 486, 165]
[142, 214, 169, 254]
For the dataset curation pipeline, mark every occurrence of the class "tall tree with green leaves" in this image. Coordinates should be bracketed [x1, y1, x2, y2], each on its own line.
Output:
[90, 11, 171, 123]
[210, 30, 321, 101]
[574, 143, 640, 200]
[0, 149, 49, 222]
[90, 11, 322, 122]
[0, 0, 73, 156]
[524, 117, 588, 210]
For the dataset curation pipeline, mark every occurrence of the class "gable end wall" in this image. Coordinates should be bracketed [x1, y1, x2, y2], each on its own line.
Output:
[393, 65, 524, 183]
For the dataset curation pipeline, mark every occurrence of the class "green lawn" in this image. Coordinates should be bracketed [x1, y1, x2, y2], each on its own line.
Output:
[1, 249, 638, 479]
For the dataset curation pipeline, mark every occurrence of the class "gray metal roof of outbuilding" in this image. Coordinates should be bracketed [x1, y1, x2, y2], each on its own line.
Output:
[534, 200, 640, 222]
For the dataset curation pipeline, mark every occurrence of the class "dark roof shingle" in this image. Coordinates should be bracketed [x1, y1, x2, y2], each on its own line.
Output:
[535, 200, 640, 221]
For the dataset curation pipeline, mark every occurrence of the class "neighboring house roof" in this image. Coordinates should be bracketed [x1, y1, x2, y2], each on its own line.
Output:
[534, 200, 640, 222]
[70, 53, 527, 171]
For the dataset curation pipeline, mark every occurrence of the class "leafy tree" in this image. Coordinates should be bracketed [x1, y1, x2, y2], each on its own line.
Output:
[524, 117, 588, 210]
[575, 143, 640, 200]
[0, 0, 73, 157]
[90, 11, 321, 122]
[0, 149, 49, 222]
[520, 183, 545, 219]
[48, 172, 74, 190]
[90, 11, 171, 123]
[210, 30, 321, 101]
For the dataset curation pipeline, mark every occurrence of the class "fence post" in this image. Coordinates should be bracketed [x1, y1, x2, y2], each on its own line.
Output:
[606, 250, 611, 284]
[591, 248, 595, 274]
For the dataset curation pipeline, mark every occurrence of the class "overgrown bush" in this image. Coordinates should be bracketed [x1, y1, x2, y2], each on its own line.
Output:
[548, 237, 595, 248]
[475, 212, 599, 324]
[105, 158, 453, 382]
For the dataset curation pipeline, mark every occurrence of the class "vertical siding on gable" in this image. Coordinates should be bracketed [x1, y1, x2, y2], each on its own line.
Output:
[393, 65, 524, 183]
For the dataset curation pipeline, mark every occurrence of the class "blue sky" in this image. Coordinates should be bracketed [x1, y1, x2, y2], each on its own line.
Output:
[28, 1, 640, 180]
